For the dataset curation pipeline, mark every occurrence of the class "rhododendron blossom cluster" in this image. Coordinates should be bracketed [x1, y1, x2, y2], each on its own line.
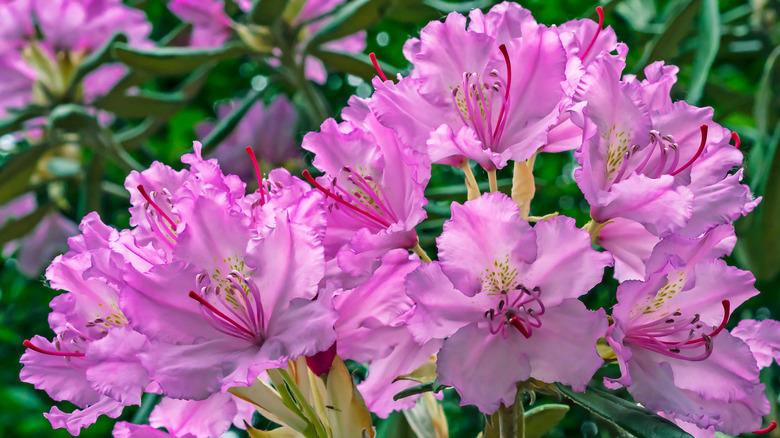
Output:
[19, 2, 780, 438]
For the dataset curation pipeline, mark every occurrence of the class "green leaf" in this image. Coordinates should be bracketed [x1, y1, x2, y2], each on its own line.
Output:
[201, 89, 263, 154]
[47, 104, 100, 132]
[556, 384, 693, 438]
[113, 66, 211, 148]
[311, 49, 399, 83]
[393, 380, 448, 401]
[524, 404, 569, 438]
[0, 204, 53, 248]
[0, 144, 54, 206]
[93, 91, 188, 118]
[0, 106, 48, 137]
[423, 0, 492, 13]
[635, 0, 702, 72]
[64, 33, 128, 100]
[111, 43, 248, 76]
[750, 44, 780, 194]
[249, 0, 288, 25]
[307, 0, 393, 48]
[685, 0, 720, 105]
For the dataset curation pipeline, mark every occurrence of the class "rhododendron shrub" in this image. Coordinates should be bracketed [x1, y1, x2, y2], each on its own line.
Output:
[14, 2, 780, 438]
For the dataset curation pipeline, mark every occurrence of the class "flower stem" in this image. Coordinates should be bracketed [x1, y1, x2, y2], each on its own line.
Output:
[460, 160, 481, 201]
[412, 242, 432, 263]
[488, 170, 498, 192]
[498, 397, 524, 438]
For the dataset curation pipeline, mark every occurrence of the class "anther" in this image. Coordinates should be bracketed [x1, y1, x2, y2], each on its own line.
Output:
[580, 6, 604, 61]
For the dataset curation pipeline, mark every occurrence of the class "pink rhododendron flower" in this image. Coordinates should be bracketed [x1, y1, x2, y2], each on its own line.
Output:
[0, 0, 151, 114]
[115, 144, 337, 400]
[575, 56, 759, 280]
[330, 249, 441, 416]
[605, 225, 768, 434]
[196, 96, 300, 182]
[371, 4, 569, 169]
[405, 193, 611, 413]
[20, 226, 151, 434]
[302, 111, 430, 280]
[733, 319, 780, 369]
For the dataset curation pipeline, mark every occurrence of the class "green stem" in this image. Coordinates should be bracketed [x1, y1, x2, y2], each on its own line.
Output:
[412, 242, 432, 263]
[498, 398, 524, 438]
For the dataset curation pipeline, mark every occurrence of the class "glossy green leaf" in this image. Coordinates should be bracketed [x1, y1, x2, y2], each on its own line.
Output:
[685, 0, 720, 105]
[423, 0, 492, 12]
[47, 104, 99, 132]
[249, 0, 288, 25]
[635, 0, 702, 72]
[307, 0, 393, 48]
[524, 404, 569, 438]
[393, 380, 448, 401]
[0, 204, 54, 248]
[93, 91, 188, 118]
[0, 144, 54, 206]
[751, 44, 780, 194]
[113, 66, 211, 148]
[201, 89, 263, 154]
[0, 106, 48, 137]
[311, 49, 399, 83]
[556, 384, 692, 438]
[111, 43, 248, 76]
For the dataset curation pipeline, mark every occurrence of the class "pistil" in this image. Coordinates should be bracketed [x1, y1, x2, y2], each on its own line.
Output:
[23, 340, 85, 358]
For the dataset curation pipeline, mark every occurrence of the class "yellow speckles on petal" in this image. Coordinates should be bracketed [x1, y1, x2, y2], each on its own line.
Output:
[633, 270, 687, 316]
[603, 125, 632, 183]
[478, 254, 519, 294]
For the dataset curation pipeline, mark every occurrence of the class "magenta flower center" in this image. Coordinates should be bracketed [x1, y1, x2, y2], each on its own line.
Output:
[484, 285, 546, 339]
[303, 168, 398, 231]
[624, 299, 730, 362]
[190, 269, 266, 343]
[450, 44, 512, 151]
[609, 125, 708, 186]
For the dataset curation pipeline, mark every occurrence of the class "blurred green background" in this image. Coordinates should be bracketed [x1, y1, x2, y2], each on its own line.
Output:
[1, 0, 779, 436]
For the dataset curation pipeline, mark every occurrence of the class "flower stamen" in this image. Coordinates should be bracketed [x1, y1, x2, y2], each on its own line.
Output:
[23, 340, 85, 358]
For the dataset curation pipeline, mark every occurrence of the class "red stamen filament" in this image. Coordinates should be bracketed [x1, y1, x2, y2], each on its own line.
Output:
[188, 291, 254, 338]
[302, 170, 392, 227]
[580, 6, 604, 61]
[509, 316, 531, 339]
[754, 421, 777, 434]
[245, 147, 265, 205]
[137, 185, 177, 229]
[670, 125, 708, 176]
[23, 340, 85, 358]
[494, 44, 512, 141]
[731, 131, 741, 149]
[369, 53, 389, 82]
